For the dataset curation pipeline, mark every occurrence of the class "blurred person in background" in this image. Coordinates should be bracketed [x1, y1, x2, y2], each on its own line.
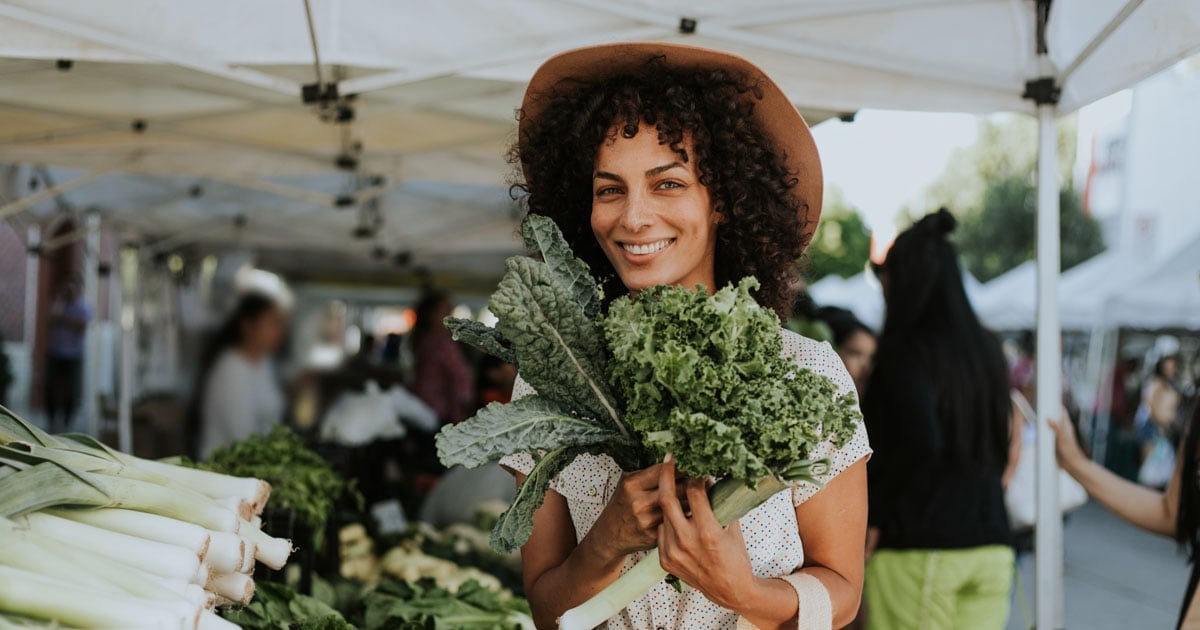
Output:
[477, 354, 518, 407]
[189, 292, 288, 459]
[816, 305, 877, 396]
[863, 209, 1016, 630]
[1052, 400, 1200, 627]
[785, 290, 833, 343]
[1138, 353, 1183, 458]
[44, 275, 92, 433]
[410, 290, 474, 424]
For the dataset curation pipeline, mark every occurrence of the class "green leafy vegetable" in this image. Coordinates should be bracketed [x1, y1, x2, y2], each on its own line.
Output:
[201, 425, 357, 548]
[360, 578, 533, 630]
[436, 397, 629, 469]
[222, 581, 354, 630]
[605, 277, 859, 485]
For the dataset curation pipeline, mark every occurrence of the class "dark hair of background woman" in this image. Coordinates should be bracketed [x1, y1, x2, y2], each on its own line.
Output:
[509, 57, 809, 317]
[184, 293, 278, 459]
[411, 290, 450, 344]
[868, 209, 1011, 468]
[815, 305, 874, 348]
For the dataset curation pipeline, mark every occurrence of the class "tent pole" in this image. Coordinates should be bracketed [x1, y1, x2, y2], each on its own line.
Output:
[117, 249, 138, 454]
[81, 210, 101, 437]
[1034, 96, 1065, 630]
[22, 225, 40, 416]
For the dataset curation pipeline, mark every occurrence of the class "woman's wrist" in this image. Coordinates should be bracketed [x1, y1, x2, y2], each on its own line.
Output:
[727, 576, 799, 629]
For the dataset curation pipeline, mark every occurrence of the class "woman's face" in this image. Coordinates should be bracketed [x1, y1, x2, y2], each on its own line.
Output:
[838, 329, 877, 394]
[1162, 357, 1178, 380]
[243, 306, 287, 356]
[590, 123, 720, 294]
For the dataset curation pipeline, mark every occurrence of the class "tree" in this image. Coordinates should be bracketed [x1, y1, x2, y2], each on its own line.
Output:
[921, 115, 1105, 282]
[803, 187, 872, 282]
[954, 175, 1104, 282]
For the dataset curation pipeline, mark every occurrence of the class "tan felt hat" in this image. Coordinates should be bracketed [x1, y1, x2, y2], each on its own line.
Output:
[519, 42, 823, 243]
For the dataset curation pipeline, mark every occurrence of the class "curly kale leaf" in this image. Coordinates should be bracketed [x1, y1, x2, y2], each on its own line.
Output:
[436, 396, 631, 469]
[605, 277, 861, 485]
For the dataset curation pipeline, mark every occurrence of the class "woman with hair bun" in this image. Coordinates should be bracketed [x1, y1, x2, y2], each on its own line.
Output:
[862, 209, 1016, 630]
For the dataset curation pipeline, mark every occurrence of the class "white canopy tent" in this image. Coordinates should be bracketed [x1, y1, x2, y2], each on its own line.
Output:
[1106, 239, 1200, 330]
[3, 2, 1199, 626]
[809, 269, 983, 333]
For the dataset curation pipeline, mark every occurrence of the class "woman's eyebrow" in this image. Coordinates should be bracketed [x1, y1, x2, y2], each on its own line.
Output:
[646, 162, 684, 177]
[594, 171, 623, 182]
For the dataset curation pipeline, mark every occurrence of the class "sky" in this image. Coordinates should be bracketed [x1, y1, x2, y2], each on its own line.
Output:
[811, 91, 1135, 253]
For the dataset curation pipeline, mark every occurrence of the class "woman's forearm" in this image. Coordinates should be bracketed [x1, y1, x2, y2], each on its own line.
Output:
[526, 532, 629, 629]
[734, 567, 856, 630]
[1064, 456, 1176, 537]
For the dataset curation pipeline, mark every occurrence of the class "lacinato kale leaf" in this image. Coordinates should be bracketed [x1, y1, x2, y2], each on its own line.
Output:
[435, 396, 631, 469]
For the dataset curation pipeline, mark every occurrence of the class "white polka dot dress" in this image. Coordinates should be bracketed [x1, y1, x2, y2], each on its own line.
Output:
[500, 330, 871, 629]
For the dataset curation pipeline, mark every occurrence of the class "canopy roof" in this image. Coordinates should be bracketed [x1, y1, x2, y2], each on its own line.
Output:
[1, 0, 1197, 281]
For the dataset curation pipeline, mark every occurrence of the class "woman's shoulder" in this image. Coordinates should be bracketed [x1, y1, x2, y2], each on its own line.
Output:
[780, 329, 855, 396]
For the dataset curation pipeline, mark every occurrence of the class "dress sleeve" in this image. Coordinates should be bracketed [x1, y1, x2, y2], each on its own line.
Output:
[791, 341, 872, 507]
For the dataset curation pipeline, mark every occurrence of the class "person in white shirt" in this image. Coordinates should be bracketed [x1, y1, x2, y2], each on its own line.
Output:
[192, 293, 287, 459]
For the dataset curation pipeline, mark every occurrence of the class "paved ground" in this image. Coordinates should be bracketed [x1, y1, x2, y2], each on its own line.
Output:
[1007, 501, 1190, 629]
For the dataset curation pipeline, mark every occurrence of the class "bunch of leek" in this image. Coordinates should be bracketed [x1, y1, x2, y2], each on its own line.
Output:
[0, 405, 294, 629]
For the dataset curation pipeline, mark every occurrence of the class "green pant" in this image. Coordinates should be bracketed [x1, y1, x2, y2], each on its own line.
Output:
[865, 545, 1014, 630]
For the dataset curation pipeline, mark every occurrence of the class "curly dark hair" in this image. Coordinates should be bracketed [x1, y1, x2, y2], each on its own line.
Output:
[508, 57, 810, 316]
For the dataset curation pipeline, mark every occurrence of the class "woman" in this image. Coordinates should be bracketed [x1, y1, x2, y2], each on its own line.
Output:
[410, 290, 474, 424]
[499, 44, 871, 629]
[816, 306, 877, 396]
[1053, 400, 1200, 627]
[863, 209, 1014, 630]
[192, 292, 287, 459]
[1137, 354, 1183, 463]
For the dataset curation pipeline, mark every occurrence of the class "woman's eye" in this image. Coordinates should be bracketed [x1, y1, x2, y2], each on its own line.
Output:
[657, 180, 683, 190]
[596, 186, 622, 197]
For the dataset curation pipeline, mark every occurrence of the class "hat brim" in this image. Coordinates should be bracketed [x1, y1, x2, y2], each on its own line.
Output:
[519, 42, 823, 246]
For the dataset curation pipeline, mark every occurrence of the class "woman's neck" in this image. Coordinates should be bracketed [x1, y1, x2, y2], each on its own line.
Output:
[236, 344, 265, 363]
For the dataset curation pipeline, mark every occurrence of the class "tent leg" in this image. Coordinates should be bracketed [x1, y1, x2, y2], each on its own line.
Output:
[1034, 102, 1065, 630]
[22, 225, 40, 416]
[1091, 328, 1120, 467]
[82, 210, 101, 437]
[117, 249, 138, 454]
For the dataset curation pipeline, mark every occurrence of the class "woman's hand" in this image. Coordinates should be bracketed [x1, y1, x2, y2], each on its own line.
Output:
[655, 457, 755, 610]
[584, 462, 688, 562]
[1048, 409, 1088, 473]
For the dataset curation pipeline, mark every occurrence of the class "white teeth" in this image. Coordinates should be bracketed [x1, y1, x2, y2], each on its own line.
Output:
[622, 239, 672, 255]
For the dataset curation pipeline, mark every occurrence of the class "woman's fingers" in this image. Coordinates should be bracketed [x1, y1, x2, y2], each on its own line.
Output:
[658, 455, 691, 531]
[685, 478, 720, 530]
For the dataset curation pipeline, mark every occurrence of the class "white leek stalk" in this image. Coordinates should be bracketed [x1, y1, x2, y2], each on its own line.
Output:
[20, 512, 201, 581]
[238, 537, 257, 574]
[113, 455, 271, 515]
[198, 611, 240, 630]
[203, 530, 246, 574]
[47, 507, 210, 560]
[192, 562, 213, 587]
[0, 517, 194, 604]
[237, 518, 292, 570]
[0, 565, 200, 629]
[210, 572, 255, 606]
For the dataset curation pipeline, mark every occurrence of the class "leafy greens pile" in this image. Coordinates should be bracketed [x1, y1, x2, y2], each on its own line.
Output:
[201, 425, 359, 548]
[435, 215, 861, 627]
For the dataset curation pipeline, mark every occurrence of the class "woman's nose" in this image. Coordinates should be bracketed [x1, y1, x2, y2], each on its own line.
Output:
[619, 189, 654, 232]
